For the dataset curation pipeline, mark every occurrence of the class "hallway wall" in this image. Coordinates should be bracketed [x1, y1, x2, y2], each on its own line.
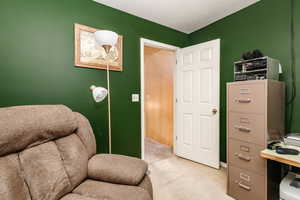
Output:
[144, 46, 175, 146]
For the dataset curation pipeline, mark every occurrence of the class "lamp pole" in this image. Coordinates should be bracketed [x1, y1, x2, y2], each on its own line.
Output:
[106, 62, 112, 154]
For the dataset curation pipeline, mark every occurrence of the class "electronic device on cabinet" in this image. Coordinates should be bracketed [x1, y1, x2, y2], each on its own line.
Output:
[234, 56, 280, 81]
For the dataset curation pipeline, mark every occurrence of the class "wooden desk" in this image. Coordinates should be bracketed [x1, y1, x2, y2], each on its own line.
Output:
[261, 149, 300, 168]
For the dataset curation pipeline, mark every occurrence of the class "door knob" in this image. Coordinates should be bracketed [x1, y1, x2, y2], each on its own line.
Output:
[212, 108, 218, 114]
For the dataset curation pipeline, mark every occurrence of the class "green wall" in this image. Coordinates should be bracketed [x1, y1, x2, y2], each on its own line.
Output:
[0, 0, 188, 156]
[189, 0, 299, 162]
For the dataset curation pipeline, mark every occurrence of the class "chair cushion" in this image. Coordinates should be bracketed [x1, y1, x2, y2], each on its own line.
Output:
[60, 194, 96, 200]
[139, 175, 153, 198]
[0, 105, 77, 156]
[88, 154, 148, 185]
[55, 134, 89, 189]
[0, 154, 31, 200]
[19, 141, 72, 200]
[73, 179, 152, 200]
[74, 112, 96, 158]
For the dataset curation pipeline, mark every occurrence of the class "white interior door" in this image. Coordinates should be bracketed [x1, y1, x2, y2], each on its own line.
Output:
[175, 39, 220, 169]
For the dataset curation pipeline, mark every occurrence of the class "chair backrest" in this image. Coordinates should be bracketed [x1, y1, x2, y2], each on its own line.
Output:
[0, 105, 96, 200]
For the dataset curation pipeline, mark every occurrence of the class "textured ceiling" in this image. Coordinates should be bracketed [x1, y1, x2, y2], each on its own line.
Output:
[94, 0, 260, 33]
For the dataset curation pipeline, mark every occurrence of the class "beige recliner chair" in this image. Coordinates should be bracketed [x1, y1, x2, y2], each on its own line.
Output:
[0, 105, 152, 200]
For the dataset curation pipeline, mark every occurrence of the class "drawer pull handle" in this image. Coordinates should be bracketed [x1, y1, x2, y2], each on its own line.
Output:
[234, 126, 251, 132]
[237, 98, 252, 103]
[239, 127, 251, 132]
[235, 153, 251, 161]
[238, 182, 251, 191]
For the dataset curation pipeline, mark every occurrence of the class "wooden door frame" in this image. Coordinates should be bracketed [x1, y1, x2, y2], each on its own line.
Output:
[140, 38, 179, 160]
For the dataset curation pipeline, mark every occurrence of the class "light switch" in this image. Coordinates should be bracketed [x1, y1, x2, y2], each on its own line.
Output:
[132, 94, 139, 102]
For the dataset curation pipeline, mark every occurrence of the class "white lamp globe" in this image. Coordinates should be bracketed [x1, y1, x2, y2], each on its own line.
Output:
[94, 30, 118, 46]
[90, 85, 108, 103]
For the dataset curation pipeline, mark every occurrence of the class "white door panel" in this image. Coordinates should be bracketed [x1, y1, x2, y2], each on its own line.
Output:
[182, 70, 193, 103]
[175, 39, 220, 169]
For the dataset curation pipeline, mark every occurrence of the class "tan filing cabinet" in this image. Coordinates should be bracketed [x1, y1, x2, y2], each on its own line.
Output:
[227, 80, 285, 200]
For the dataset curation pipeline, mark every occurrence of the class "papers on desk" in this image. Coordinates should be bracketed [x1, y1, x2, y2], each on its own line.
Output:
[284, 134, 300, 147]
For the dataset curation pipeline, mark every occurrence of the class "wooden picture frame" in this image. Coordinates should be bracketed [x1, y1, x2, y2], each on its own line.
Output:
[74, 24, 123, 71]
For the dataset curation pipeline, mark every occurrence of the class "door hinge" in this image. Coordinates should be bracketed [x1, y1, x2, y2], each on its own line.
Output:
[176, 59, 178, 64]
[176, 98, 178, 103]
[176, 136, 178, 140]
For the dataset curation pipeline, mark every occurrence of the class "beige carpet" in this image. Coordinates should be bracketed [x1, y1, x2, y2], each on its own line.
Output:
[144, 138, 174, 164]
[144, 138, 234, 200]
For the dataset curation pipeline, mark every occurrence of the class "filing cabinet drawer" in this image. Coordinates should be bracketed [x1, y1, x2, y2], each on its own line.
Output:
[228, 165, 265, 200]
[228, 82, 265, 114]
[228, 139, 266, 175]
[228, 112, 265, 146]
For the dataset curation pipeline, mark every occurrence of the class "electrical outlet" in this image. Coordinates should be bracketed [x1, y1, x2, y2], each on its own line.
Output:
[132, 94, 139, 102]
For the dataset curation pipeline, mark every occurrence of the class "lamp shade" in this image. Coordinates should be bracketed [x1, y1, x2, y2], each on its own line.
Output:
[90, 85, 108, 102]
[94, 30, 118, 46]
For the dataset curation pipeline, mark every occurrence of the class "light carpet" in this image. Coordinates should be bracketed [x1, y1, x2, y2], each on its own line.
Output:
[144, 138, 234, 200]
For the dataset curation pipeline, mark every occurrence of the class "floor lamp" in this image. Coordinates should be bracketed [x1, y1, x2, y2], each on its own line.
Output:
[90, 30, 119, 154]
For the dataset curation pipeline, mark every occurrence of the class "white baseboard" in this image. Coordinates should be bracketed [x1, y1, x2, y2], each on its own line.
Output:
[220, 162, 227, 168]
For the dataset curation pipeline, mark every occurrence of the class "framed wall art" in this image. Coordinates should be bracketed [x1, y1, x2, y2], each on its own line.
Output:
[74, 24, 123, 71]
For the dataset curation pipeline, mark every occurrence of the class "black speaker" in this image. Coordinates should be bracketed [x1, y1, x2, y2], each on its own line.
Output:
[242, 50, 264, 60]
[252, 49, 264, 58]
[242, 51, 254, 60]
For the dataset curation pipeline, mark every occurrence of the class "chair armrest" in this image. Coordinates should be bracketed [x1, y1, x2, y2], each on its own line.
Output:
[88, 154, 148, 186]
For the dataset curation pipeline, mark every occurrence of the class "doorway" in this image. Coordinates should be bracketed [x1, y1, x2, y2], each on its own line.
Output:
[140, 38, 220, 168]
[140, 39, 178, 163]
[141, 39, 179, 162]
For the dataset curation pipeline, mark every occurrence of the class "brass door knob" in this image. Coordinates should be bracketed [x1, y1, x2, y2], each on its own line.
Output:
[212, 108, 218, 114]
